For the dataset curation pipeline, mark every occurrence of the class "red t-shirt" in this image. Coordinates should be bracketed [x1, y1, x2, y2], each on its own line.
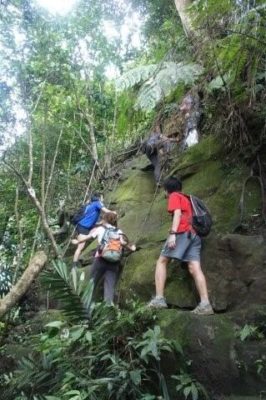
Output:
[167, 192, 193, 233]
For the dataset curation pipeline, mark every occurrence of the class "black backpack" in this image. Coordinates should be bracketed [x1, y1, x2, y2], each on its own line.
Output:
[70, 205, 86, 225]
[186, 195, 213, 237]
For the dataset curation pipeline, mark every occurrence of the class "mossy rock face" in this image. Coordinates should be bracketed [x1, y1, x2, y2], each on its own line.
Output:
[109, 136, 261, 240]
[201, 234, 266, 311]
[108, 136, 265, 312]
[118, 229, 266, 314]
[164, 262, 197, 307]
[158, 310, 238, 394]
[109, 168, 155, 206]
[170, 135, 223, 174]
[122, 154, 151, 172]
[158, 308, 266, 396]
[119, 246, 161, 301]
[119, 192, 170, 244]
[119, 245, 196, 308]
[243, 178, 263, 216]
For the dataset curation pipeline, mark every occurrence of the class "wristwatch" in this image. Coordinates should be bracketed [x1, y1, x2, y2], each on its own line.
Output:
[169, 230, 176, 234]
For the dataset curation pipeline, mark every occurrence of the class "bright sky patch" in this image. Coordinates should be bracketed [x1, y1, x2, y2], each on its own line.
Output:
[35, 0, 77, 15]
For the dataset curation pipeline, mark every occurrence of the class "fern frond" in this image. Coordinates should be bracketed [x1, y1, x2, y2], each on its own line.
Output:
[116, 64, 158, 91]
[41, 260, 93, 322]
[136, 62, 203, 110]
[116, 62, 203, 111]
[207, 73, 232, 92]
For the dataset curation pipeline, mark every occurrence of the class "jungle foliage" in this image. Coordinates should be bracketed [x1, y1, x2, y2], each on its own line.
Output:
[0, 0, 265, 398]
[2, 262, 186, 400]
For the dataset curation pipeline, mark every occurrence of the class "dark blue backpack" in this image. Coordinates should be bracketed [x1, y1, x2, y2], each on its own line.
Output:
[70, 205, 86, 225]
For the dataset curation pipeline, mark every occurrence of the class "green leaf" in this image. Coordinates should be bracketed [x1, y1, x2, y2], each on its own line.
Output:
[191, 383, 199, 400]
[70, 326, 85, 342]
[129, 369, 142, 386]
[85, 331, 92, 343]
[45, 321, 64, 329]
[41, 261, 93, 322]
[45, 397, 61, 400]
[64, 390, 81, 395]
[239, 324, 256, 341]
[71, 267, 78, 292]
[184, 386, 192, 398]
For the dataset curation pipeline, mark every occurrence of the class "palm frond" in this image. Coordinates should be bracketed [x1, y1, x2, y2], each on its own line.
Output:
[116, 62, 203, 111]
[41, 260, 93, 322]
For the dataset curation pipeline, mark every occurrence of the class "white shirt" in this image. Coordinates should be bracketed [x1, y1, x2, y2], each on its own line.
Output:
[90, 224, 123, 244]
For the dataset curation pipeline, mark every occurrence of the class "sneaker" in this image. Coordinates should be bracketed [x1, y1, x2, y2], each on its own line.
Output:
[147, 296, 168, 309]
[191, 303, 214, 316]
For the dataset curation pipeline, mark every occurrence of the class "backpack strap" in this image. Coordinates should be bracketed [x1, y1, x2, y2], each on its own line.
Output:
[180, 193, 194, 232]
[100, 225, 119, 246]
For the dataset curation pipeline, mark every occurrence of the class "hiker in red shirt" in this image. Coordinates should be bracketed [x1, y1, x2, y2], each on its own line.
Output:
[148, 176, 213, 315]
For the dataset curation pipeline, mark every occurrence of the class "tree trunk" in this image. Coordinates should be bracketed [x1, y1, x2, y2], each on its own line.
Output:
[0, 251, 47, 319]
[174, 0, 195, 37]
[85, 117, 98, 163]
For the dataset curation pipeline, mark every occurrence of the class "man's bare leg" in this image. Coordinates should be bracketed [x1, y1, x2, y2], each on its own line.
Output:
[187, 260, 209, 302]
[148, 255, 170, 308]
[155, 255, 170, 297]
[188, 260, 214, 315]
[73, 234, 87, 265]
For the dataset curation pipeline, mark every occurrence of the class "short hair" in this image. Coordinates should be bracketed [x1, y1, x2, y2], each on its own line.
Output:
[90, 192, 102, 202]
[102, 212, 117, 227]
[163, 176, 182, 193]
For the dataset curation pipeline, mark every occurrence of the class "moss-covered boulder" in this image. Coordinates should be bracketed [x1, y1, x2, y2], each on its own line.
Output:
[109, 136, 265, 312]
[158, 307, 266, 397]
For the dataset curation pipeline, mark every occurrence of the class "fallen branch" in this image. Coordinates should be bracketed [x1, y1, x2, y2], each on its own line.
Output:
[0, 251, 47, 319]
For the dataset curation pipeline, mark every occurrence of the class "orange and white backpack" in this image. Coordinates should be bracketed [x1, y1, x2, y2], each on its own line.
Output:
[100, 227, 123, 263]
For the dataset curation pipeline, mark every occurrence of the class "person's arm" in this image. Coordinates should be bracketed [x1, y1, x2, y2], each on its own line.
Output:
[167, 209, 181, 249]
[125, 243, 136, 252]
[98, 200, 117, 215]
[120, 233, 136, 252]
[101, 206, 117, 214]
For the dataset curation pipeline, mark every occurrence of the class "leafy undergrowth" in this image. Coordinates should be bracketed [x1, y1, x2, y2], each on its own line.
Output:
[1, 261, 208, 400]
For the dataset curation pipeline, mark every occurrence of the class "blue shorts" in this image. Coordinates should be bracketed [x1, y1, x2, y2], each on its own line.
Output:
[161, 232, 201, 262]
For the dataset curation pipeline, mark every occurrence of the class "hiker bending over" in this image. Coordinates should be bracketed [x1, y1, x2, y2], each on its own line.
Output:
[72, 193, 116, 269]
[148, 176, 213, 315]
[141, 125, 177, 185]
[72, 212, 136, 304]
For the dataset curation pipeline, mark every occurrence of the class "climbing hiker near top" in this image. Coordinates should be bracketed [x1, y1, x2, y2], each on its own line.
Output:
[180, 93, 201, 149]
[141, 124, 178, 185]
[72, 212, 136, 304]
[72, 193, 116, 269]
[148, 176, 214, 315]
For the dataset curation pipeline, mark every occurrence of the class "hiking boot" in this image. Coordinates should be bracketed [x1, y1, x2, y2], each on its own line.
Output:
[147, 296, 168, 309]
[191, 303, 214, 316]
